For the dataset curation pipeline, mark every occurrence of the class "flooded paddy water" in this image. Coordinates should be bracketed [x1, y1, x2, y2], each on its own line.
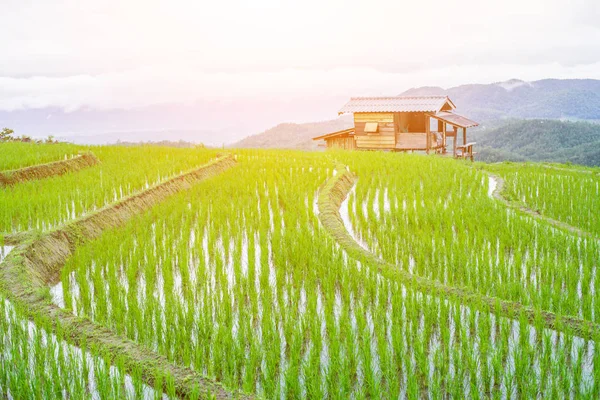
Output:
[5, 149, 600, 398]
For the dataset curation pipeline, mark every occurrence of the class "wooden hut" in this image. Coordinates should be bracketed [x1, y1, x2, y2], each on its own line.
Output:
[312, 96, 479, 159]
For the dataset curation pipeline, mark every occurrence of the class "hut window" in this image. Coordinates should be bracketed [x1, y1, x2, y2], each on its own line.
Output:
[364, 122, 379, 133]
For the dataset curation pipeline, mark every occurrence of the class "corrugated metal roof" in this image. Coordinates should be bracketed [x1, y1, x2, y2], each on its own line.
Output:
[338, 96, 454, 114]
[427, 111, 479, 128]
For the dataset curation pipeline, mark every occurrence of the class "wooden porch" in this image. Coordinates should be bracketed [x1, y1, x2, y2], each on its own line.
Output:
[394, 111, 478, 158]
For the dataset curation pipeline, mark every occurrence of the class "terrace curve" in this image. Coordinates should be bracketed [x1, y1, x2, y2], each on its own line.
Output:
[0, 152, 99, 187]
[487, 172, 599, 241]
[0, 154, 252, 399]
[317, 163, 600, 341]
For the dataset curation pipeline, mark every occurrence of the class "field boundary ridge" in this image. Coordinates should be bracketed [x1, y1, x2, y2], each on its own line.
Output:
[318, 163, 600, 341]
[0, 154, 252, 399]
[0, 152, 99, 186]
[487, 172, 599, 241]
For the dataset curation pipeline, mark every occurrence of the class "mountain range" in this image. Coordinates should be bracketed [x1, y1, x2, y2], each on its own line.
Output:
[400, 78, 600, 122]
[3, 78, 600, 160]
[232, 78, 600, 153]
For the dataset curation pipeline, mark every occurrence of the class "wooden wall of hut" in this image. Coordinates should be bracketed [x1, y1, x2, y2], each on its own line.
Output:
[354, 113, 395, 149]
[325, 136, 356, 150]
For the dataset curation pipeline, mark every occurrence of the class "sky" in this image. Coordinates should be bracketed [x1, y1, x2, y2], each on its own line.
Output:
[1, 0, 600, 135]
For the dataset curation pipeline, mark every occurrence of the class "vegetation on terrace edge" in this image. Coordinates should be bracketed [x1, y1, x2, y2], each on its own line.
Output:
[0, 153, 99, 187]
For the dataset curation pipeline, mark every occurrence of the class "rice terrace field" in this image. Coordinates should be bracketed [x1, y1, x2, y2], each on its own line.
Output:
[2, 141, 600, 399]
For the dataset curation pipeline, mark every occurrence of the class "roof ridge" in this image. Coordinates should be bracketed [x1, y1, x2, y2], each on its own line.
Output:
[349, 95, 448, 100]
[338, 95, 453, 114]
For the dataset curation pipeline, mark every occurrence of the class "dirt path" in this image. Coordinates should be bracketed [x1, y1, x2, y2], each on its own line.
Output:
[0, 155, 252, 399]
[317, 164, 600, 341]
[0, 152, 99, 186]
[488, 172, 598, 241]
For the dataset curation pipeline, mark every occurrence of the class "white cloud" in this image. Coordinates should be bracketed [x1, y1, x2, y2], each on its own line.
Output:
[0, 0, 599, 112]
[2, 62, 600, 112]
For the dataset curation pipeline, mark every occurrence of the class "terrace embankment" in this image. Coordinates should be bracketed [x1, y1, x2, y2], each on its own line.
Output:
[487, 172, 599, 241]
[0, 154, 251, 399]
[540, 164, 596, 175]
[0, 230, 33, 245]
[318, 164, 600, 341]
[0, 152, 99, 186]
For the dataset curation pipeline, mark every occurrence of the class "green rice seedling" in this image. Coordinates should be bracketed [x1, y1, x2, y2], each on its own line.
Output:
[338, 151, 600, 324]
[0, 292, 160, 399]
[48, 149, 599, 398]
[0, 145, 219, 232]
[485, 162, 600, 235]
[0, 141, 83, 171]
[6, 144, 596, 398]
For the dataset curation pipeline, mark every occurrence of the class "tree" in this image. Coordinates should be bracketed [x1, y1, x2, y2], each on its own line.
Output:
[0, 128, 14, 141]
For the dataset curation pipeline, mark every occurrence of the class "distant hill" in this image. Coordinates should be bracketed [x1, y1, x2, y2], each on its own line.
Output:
[0, 105, 244, 146]
[232, 78, 600, 151]
[233, 117, 600, 166]
[401, 79, 600, 122]
[231, 116, 353, 150]
[474, 119, 600, 166]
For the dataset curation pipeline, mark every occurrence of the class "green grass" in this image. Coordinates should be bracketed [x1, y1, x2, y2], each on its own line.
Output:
[0, 141, 83, 170]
